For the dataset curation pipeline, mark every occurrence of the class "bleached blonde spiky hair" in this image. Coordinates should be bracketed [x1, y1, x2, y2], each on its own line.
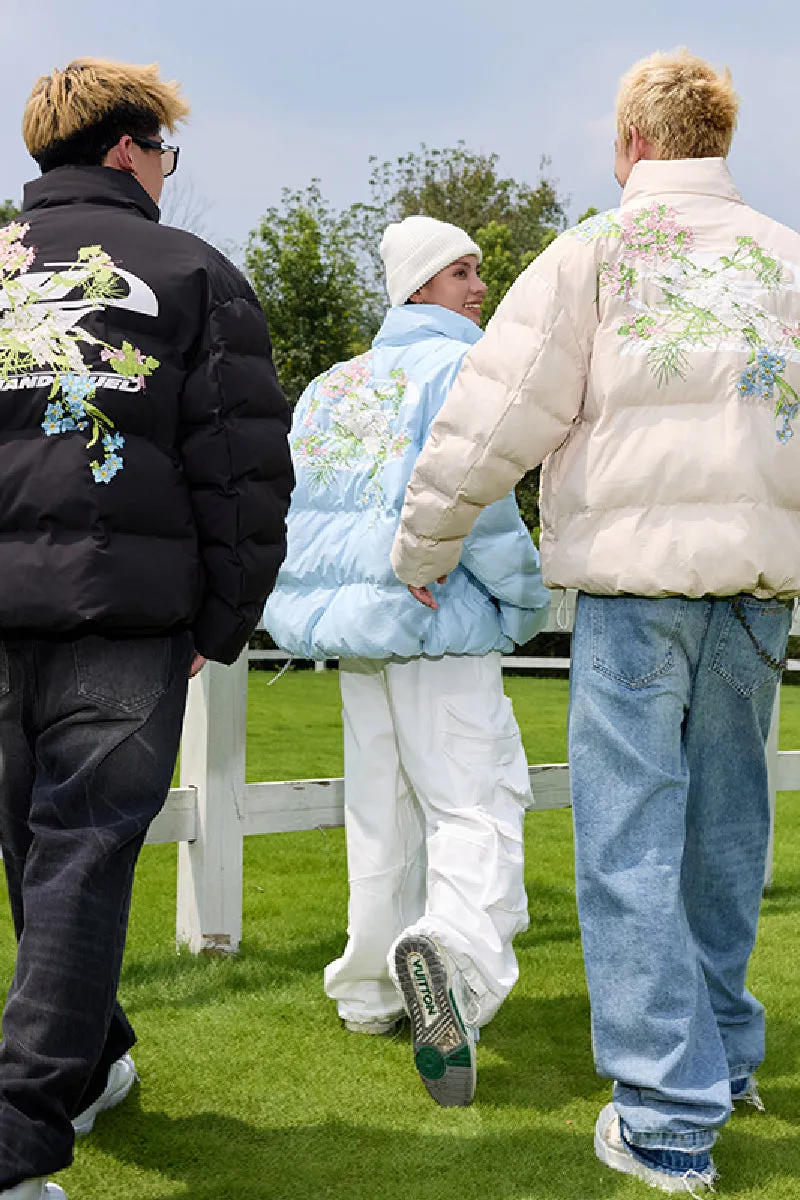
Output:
[616, 49, 739, 160]
[22, 58, 190, 158]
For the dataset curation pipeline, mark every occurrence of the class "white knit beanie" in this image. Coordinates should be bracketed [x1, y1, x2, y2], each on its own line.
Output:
[380, 215, 482, 307]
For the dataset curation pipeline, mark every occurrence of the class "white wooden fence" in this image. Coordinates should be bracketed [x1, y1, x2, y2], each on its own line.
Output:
[145, 593, 800, 954]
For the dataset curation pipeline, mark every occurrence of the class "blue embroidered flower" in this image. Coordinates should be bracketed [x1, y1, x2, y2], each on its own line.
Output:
[91, 454, 123, 484]
[777, 401, 799, 443]
[756, 346, 785, 385]
[61, 373, 95, 402]
[568, 209, 622, 243]
[64, 398, 89, 428]
[102, 431, 125, 452]
[42, 402, 66, 436]
[739, 346, 788, 401]
[738, 366, 762, 397]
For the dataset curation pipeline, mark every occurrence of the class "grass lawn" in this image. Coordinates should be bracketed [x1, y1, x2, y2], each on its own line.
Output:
[2, 670, 799, 1199]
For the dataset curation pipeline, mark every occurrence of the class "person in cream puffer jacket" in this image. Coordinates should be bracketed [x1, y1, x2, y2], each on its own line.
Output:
[392, 49, 800, 1193]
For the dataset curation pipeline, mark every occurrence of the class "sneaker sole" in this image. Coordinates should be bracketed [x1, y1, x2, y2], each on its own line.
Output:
[393, 934, 476, 1107]
[73, 1058, 138, 1135]
[594, 1118, 712, 1195]
[343, 1017, 406, 1037]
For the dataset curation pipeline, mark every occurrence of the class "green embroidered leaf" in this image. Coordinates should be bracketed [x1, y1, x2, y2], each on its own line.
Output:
[105, 341, 160, 379]
[648, 339, 690, 387]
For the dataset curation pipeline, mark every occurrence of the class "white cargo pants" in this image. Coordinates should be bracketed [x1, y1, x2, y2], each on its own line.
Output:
[324, 653, 530, 1027]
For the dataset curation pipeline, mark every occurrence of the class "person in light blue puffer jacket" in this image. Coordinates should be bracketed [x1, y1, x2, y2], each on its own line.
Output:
[264, 216, 549, 1107]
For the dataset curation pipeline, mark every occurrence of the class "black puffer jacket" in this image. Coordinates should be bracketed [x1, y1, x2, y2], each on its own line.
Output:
[0, 165, 293, 663]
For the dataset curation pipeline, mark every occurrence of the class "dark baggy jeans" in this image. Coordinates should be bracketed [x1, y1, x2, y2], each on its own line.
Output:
[0, 633, 193, 1187]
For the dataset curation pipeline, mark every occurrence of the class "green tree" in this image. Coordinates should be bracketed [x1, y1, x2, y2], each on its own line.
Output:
[351, 142, 568, 319]
[0, 200, 21, 225]
[246, 182, 379, 404]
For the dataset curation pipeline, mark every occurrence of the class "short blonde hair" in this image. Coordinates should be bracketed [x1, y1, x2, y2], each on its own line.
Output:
[616, 49, 739, 159]
[23, 58, 189, 159]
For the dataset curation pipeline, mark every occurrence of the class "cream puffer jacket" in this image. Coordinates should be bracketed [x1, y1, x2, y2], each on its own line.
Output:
[391, 159, 800, 599]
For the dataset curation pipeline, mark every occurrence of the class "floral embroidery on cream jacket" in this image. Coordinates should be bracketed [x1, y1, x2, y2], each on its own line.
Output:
[392, 159, 800, 600]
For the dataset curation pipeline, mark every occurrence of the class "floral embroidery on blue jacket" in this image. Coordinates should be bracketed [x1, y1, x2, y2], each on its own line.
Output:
[293, 353, 413, 510]
[264, 304, 550, 660]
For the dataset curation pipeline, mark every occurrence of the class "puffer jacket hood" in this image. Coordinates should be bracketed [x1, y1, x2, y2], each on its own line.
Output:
[263, 303, 548, 659]
[392, 159, 800, 601]
[0, 165, 293, 662]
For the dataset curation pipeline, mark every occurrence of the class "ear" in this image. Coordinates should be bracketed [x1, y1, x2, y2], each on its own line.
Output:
[408, 289, 423, 304]
[629, 125, 656, 164]
[102, 135, 136, 174]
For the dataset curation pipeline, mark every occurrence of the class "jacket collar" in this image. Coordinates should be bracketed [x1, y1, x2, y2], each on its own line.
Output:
[373, 303, 483, 349]
[621, 158, 744, 209]
[22, 165, 160, 223]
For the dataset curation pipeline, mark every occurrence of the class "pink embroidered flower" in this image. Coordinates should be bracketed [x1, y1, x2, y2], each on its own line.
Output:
[0, 223, 35, 277]
[620, 203, 694, 262]
[600, 261, 637, 301]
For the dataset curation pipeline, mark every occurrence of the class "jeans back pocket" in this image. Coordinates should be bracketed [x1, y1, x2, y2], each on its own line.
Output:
[709, 598, 792, 698]
[589, 595, 688, 690]
[74, 636, 173, 713]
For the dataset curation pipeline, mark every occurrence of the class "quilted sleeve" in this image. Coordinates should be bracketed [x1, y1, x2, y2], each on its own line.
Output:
[461, 494, 551, 645]
[179, 282, 294, 664]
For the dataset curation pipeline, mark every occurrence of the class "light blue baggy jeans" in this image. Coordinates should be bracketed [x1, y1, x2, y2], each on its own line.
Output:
[569, 593, 792, 1153]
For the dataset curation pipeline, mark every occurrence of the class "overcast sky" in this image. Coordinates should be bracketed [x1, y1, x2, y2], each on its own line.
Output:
[2, 0, 797, 254]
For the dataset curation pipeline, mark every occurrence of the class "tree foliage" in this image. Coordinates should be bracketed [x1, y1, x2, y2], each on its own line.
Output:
[245, 183, 380, 404]
[246, 146, 582, 532]
[351, 143, 567, 321]
[0, 200, 21, 225]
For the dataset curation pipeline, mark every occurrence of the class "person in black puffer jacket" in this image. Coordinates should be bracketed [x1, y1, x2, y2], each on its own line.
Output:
[0, 59, 293, 1200]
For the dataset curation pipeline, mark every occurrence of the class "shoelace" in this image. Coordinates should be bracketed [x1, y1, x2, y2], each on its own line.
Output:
[737, 1080, 766, 1112]
[681, 1165, 719, 1198]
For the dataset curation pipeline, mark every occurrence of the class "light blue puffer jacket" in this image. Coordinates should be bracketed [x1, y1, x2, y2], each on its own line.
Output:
[263, 304, 549, 659]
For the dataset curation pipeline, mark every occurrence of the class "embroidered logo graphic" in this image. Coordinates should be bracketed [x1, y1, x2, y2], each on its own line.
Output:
[570, 207, 800, 443]
[0, 222, 159, 482]
[293, 352, 413, 510]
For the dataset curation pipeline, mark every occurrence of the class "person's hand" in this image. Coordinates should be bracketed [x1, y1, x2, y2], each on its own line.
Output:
[189, 653, 208, 678]
[408, 577, 448, 610]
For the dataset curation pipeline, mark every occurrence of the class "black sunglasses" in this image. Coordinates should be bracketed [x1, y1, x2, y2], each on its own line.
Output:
[132, 137, 180, 179]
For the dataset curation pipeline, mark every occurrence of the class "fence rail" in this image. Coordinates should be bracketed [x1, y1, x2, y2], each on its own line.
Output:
[146, 593, 800, 953]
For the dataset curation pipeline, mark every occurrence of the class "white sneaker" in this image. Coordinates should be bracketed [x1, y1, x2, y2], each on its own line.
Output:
[594, 1103, 718, 1195]
[0, 1181, 67, 1199]
[72, 1053, 138, 1135]
[343, 1015, 406, 1036]
[731, 1075, 765, 1111]
[393, 934, 477, 1107]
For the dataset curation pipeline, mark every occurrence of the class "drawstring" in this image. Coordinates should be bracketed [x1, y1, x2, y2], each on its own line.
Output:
[267, 656, 294, 686]
[556, 590, 570, 630]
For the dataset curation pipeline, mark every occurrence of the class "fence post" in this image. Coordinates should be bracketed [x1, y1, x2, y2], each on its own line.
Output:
[764, 684, 781, 889]
[176, 653, 247, 954]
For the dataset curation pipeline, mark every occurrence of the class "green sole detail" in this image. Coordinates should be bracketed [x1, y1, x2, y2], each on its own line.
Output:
[445, 1045, 473, 1068]
[448, 988, 467, 1036]
[415, 1045, 446, 1080]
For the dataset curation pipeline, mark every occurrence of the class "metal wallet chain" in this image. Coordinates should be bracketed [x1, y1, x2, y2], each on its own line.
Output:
[730, 596, 789, 673]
